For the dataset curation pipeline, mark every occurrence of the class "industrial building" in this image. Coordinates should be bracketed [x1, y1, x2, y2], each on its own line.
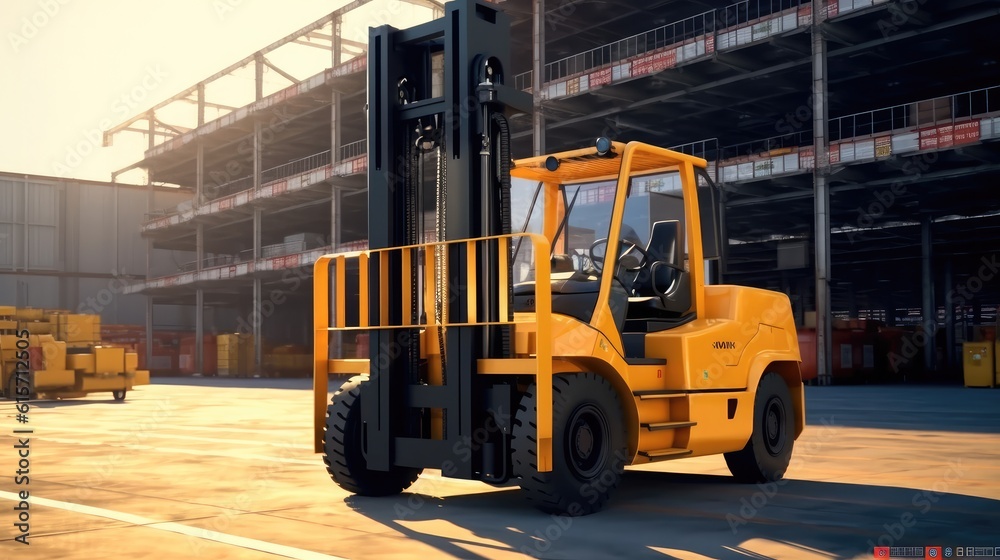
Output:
[0, 171, 190, 327]
[106, 0, 1000, 383]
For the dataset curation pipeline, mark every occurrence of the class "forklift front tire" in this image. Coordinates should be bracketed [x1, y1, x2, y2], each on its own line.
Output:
[323, 377, 422, 497]
[512, 372, 628, 516]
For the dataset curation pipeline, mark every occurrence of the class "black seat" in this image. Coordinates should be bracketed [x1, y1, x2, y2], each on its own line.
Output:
[628, 220, 691, 318]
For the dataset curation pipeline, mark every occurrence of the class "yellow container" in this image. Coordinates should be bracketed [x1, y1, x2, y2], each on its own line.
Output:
[94, 347, 125, 375]
[963, 342, 995, 387]
[67, 354, 96, 373]
[76, 374, 127, 392]
[25, 321, 52, 335]
[14, 308, 44, 321]
[131, 370, 150, 386]
[218, 333, 254, 376]
[125, 352, 138, 374]
[40, 339, 66, 371]
[35, 369, 75, 388]
[54, 314, 101, 343]
[0, 320, 17, 330]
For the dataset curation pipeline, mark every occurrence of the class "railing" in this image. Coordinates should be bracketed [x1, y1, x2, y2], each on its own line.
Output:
[829, 85, 1000, 142]
[717, 0, 806, 29]
[178, 255, 240, 272]
[670, 138, 720, 162]
[262, 150, 331, 184]
[514, 71, 532, 93]
[721, 130, 813, 160]
[142, 144, 360, 227]
[544, 9, 715, 83]
[339, 139, 366, 161]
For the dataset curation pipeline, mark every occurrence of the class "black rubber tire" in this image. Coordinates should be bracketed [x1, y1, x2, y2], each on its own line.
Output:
[724, 372, 794, 483]
[512, 372, 628, 516]
[323, 377, 422, 496]
[113, 389, 127, 401]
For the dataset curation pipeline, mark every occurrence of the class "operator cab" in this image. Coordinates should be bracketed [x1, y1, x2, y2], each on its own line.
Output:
[510, 140, 721, 347]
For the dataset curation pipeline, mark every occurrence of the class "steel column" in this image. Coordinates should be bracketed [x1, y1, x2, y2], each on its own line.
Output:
[532, 0, 545, 156]
[253, 117, 263, 375]
[921, 216, 936, 372]
[812, 1, 832, 386]
[944, 258, 955, 371]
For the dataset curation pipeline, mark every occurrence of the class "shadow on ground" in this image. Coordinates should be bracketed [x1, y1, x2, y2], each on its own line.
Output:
[345, 470, 999, 559]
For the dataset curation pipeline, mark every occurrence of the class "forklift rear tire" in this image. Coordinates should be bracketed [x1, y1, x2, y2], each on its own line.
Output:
[113, 390, 127, 401]
[512, 372, 628, 516]
[724, 372, 794, 483]
[323, 377, 422, 497]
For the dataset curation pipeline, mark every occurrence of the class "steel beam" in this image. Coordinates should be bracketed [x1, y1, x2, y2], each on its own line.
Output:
[532, 0, 545, 156]
[921, 215, 936, 372]
[253, 118, 263, 376]
[812, 0, 832, 387]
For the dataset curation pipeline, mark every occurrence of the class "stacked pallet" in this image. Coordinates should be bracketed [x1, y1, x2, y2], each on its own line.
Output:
[50, 313, 101, 347]
[13, 307, 51, 336]
[264, 345, 311, 377]
[0, 306, 15, 334]
[217, 333, 255, 376]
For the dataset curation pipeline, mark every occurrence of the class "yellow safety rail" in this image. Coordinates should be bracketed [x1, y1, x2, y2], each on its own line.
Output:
[313, 233, 554, 470]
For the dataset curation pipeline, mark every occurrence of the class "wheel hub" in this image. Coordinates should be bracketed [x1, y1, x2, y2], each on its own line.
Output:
[763, 396, 785, 456]
[566, 404, 609, 479]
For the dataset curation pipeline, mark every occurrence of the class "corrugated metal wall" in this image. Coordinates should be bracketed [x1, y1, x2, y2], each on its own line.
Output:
[0, 175, 192, 327]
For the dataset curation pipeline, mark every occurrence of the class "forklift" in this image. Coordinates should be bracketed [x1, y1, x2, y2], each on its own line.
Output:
[312, 0, 804, 515]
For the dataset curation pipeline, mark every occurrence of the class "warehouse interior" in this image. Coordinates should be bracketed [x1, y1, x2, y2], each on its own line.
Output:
[90, 0, 1000, 382]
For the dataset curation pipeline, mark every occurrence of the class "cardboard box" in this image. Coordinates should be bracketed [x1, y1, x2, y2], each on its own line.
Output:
[67, 354, 96, 374]
[54, 314, 101, 343]
[0, 306, 16, 317]
[94, 346, 125, 374]
[0, 320, 17, 330]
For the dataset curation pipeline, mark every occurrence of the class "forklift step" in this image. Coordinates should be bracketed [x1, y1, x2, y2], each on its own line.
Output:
[639, 448, 693, 461]
[641, 421, 696, 431]
[633, 390, 687, 400]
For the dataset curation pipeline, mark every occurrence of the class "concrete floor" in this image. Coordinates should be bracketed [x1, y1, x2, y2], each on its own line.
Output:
[1, 379, 998, 560]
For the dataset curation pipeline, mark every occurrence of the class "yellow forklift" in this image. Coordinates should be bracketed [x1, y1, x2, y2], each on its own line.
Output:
[312, 0, 803, 515]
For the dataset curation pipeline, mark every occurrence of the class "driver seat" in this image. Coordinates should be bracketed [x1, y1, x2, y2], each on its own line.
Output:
[627, 220, 691, 318]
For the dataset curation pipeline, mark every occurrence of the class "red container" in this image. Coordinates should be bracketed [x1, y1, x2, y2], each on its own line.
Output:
[27, 346, 44, 372]
[137, 342, 179, 375]
[178, 335, 218, 376]
[797, 328, 817, 381]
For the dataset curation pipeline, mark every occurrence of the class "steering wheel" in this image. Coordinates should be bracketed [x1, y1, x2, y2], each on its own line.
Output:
[588, 237, 652, 274]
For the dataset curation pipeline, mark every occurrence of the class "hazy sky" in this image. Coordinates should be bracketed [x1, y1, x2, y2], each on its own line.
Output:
[1, 0, 428, 183]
